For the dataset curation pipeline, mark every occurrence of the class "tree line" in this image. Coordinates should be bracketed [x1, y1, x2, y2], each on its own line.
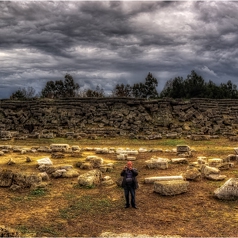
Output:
[9, 70, 238, 100]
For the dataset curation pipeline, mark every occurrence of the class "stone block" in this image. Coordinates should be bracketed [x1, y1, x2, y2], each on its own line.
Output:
[117, 154, 127, 160]
[214, 178, 238, 200]
[85, 156, 103, 168]
[177, 145, 191, 152]
[0, 169, 14, 187]
[183, 168, 201, 181]
[37, 157, 53, 166]
[144, 176, 184, 184]
[145, 157, 169, 169]
[154, 180, 189, 195]
[171, 158, 188, 164]
[77, 169, 102, 187]
[208, 158, 223, 167]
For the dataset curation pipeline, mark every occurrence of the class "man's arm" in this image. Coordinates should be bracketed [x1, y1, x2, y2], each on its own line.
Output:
[132, 168, 138, 177]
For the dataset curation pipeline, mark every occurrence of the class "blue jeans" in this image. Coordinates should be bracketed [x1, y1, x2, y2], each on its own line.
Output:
[124, 184, 136, 207]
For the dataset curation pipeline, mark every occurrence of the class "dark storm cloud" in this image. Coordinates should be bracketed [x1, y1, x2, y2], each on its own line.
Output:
[1, 1, 238, 98]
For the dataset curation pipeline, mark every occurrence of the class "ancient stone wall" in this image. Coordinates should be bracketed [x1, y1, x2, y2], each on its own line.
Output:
[0, 98, 238, 139]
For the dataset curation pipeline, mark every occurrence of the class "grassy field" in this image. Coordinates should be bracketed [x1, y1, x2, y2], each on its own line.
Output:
[0, 136, 238, 237]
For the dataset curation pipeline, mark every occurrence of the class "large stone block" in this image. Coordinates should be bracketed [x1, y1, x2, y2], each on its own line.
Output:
[0, 169, 14, 187]
[85, 156, 103, 168]
[144, 176, 184, 184]
[154, 180, 189, 195]
[12, 172, 42, 189]
[214, 178, 238, 200]
[145, 157, 169, 169]
[78, 169, 102, 187]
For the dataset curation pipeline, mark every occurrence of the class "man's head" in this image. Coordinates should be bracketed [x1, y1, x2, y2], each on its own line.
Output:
[127, 161, 133, 168]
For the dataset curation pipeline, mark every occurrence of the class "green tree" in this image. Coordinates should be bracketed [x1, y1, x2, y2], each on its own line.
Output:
[132, 72, 158, 99]
[41, 74, 80, 98]
[184, 70, 205, 98]
[160, 76, 185, 98]
[112, 84, 132, 97]
[41, 81, 56, 98]
[10, 89, 27, 100]
[10, 86, 37, 100]
[144, 72, 159, 98]
[84, 85, 105, 98]
[63, 74, 80, 97]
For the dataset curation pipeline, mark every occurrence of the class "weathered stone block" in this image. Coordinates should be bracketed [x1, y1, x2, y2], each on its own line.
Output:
[154, 180, 189, 195]
[171, 158, 188, 164]
[85, 156, 103, 168]
[144, 176, 184, 184]
[78, 169, 102, 187]
[183, 168, 201, 181]
[0, 169, 14, 187]
[214, 178, 238, 200]
[145, 157, 169, 169]
[208, 158, 223, 167]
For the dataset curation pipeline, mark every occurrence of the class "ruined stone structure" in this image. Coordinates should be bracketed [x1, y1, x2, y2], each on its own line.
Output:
[1, 98, 238, 139]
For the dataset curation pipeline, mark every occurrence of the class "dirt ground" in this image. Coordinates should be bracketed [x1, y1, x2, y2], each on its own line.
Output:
[0, 138, 238, 237]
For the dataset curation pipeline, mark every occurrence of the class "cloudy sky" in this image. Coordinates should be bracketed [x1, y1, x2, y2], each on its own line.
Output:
[1, 1, 238, 99]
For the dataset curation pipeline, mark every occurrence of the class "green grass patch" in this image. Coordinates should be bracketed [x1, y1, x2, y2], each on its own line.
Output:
[17, 225, 33, 235]
[29, 188, 46, 196]
[38, 226, 60, 236]
[59, 195, 115, 219]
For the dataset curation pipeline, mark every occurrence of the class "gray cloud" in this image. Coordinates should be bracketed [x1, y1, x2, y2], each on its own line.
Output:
[0, 1, 238, 98]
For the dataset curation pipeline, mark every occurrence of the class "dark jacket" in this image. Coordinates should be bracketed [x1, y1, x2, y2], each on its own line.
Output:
[121, 168, 139, 189]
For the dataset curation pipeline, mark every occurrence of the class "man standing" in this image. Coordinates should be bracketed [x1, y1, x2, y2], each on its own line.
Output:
[121, 161, 138, 209]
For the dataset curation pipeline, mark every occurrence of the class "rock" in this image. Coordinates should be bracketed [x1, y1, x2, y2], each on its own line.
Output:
[26, 157, 32, 162]
[200, 164, 227, 180]
[117, 154, 127, 160]
[38, 172, 50, 181]
[12, 172, 43, 189]
[9, 184, 21, 191]
[100, 163, 114, 172]
[77, 169, 102, 187]
[80, 162, 93, 170]
[95, 148, 109, 154]
[171, 158, 188, 164]
[116, 149, 138, 155]
[197, 157, 207, 165]
[145, 157, 169, 169]
[100, 232, 181, 237]
[207, 174, 227, 181]
[200, 164, 220, 177]
[37, 157, 53, 166]
[101, 176, 114, 186]
[176, 145, 191, 157]
[51, 169, 67, 178]
[154, 180, 189, 195]
[138, 148, 148, 153]
[62, 169, 79, 178]
[50, 143, 70, 152]
[208, 158, 223, 167]
[127, 156, 136, 161]
[51, 153, 65, 159]
[85, 156, 103, 168]
[144, 176, 184, 184]
[0, 225, 21, 237]
[214, 178, 238, 200]
[71, 145, 81, 151]
[116, 177, 123, 187]
[183, 168, 201, 181]
[7, 158, 16, 165]
[0, 169, 14, 187]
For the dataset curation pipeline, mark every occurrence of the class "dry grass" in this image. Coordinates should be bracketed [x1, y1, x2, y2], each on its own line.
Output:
[0, 137, 238, 237]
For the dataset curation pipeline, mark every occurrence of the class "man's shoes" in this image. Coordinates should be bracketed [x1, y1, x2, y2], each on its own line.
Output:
[125, 205, 130, 208]
[132, 206, 138, 209]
